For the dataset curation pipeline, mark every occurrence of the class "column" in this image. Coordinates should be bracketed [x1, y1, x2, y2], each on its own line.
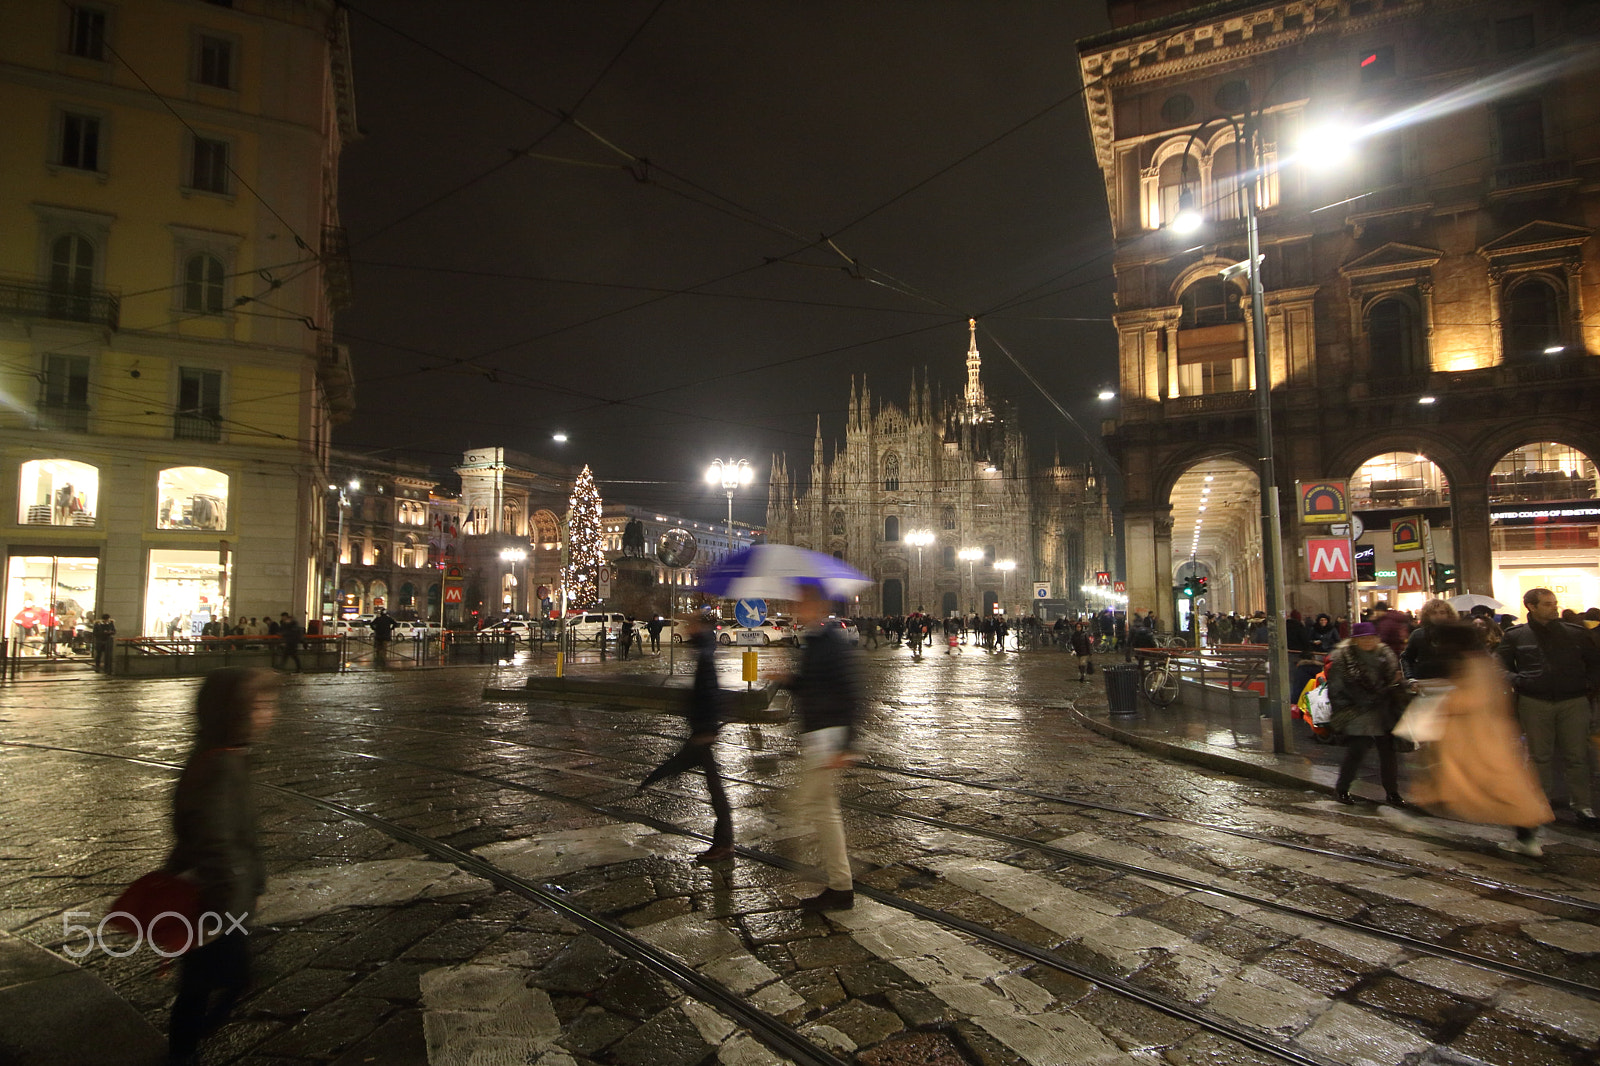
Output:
[1452, 479, 1494, 596]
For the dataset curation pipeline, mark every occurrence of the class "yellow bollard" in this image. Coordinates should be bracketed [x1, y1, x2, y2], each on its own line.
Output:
[742, 649, 758, 689]
[556, 650, 564, 678]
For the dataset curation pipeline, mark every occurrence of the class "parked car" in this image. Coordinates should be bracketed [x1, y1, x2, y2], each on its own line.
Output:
[795, 617, 860, 646]
[330, 618, 370, 638]
[716, 618, 794, 646]
[481, 619, 537, 640]
[404, 619, 443, 639]
[566, 612, 627, 643]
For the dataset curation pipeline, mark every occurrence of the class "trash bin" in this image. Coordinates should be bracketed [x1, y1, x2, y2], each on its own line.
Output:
[1103, 663, 1141, 715]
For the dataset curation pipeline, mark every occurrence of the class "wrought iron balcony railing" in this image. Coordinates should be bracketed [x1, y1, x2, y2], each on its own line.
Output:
[174, 412, 223, 442]
[37, 401, 90, 433]
[0, 275, 119, 330]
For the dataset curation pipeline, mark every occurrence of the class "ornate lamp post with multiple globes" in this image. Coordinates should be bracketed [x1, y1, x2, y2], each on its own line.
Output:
[706, 459, 754, 556]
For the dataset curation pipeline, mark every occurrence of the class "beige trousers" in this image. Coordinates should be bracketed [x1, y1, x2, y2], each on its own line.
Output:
[798, 727, 852, 891]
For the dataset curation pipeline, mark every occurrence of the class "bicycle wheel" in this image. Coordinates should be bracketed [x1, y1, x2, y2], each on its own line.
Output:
[1143, 666, 1179, 706]
[1164, 635, 1190, 649]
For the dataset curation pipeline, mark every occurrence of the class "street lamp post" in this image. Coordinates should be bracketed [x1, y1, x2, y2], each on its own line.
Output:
[328, 478, 358, 626]
[958, 548, 983, 614]
[706, 458, 754, 559]
[906, 530, 934, 609]
[500, 548, 526, 617]
[994, 558, 1016, 615]
[1171, 107, 1298, 754]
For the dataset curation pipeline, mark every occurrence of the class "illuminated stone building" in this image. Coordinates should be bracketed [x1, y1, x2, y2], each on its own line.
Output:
[1079, 0, 1600, 622]
[0, 1, 355, 640]
[766, 323, 1114, 619]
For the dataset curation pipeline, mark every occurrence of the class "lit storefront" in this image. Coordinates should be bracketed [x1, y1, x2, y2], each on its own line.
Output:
[144, 548, 231, 638]
[5, 553, 99, 655]
[1489, 443, 1600, 612]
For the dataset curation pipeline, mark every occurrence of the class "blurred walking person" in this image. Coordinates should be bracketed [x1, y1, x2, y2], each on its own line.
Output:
[1328, 621, 1409, 807]
[276, 612, 303, 673]
[1407, 622, 1554, 855]
[636, 612, 732, 861]
[1070, 622, 1093, 681]
[1497, 587, 1600, 826]
[91, 612, 116, 672]
[165, 668, 279, 1063]
[784, 587, 863, 910]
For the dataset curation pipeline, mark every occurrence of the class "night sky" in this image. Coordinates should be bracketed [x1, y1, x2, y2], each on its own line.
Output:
[334, 1, 1120, 526]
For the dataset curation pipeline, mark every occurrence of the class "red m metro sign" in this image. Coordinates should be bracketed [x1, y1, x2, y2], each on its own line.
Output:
[1396, 558, 1427, 593]
[1306, 538, 1353, 582]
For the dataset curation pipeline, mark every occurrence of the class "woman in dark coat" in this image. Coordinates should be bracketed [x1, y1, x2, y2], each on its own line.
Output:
[1400, 598, 1458, 681]
[1327, 622, 1408, 806]
[166, 667, 280, 1062]
[1308, 613, 1341, 655]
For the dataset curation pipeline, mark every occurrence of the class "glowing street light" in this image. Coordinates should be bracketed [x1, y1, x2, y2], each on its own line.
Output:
[706, 458, 754, 552]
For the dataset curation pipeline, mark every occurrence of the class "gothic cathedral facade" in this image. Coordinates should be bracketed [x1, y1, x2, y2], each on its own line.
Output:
[765, 323, 1113, 619]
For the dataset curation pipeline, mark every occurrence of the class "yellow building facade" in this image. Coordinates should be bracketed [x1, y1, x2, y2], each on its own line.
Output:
[0, 0, 355, 645]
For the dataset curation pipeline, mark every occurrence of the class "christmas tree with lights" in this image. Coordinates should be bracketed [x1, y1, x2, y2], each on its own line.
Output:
[563, 465, 605, 607]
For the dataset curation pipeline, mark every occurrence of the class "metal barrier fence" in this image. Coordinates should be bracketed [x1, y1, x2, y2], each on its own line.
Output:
[1130, 645, 1270, 708]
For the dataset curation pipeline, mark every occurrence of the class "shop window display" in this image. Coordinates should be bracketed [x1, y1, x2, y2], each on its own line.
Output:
[144, 548, 230, 638]
[18, 459, 99, 526]
[157, 466, 229, 530]
[6, 554, 98, 657]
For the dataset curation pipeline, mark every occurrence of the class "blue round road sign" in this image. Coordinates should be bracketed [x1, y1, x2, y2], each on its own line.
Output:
[735, 598, 768, 628]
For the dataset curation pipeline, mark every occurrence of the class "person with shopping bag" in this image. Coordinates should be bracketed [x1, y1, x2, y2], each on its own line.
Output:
[1407, 622, 1554, 855]
[164, 667, 280, 1062]
[1327, 621, 1410, 807]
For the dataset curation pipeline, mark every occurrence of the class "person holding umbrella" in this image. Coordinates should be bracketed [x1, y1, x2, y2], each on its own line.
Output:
[635, 611, 733, 862]
[701, 544, 871, 910]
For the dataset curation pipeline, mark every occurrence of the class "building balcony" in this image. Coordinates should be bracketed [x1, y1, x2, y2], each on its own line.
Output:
[1489, 158, 1577, 200]
[317, 339, 356, 425]
[0, 274, 119, 331]
[36, 400, 90, 433]
[322, 224, 353, 311]
[174, 412, 223, 442]
[1164, 389, 1254, 415]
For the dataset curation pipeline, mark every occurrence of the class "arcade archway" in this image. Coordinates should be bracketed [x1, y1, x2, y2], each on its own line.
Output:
[1489, 441, 1600, 611]
[1348, 451, 1452, 612]
[1168, 458, 1260, 627]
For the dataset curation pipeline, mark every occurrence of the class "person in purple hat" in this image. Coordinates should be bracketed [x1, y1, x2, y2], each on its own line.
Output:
[1327, 621, 1409, 806]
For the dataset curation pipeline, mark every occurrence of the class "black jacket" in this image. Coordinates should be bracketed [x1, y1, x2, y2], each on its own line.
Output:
[790, 625, 862, 740]
[1496, 618, 1600, 699]
[1400, 625, 1452, 680]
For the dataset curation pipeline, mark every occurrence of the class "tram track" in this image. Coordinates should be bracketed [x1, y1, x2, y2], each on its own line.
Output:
[342, 706, 1600, 918]
[0, 737, 1350, 1066]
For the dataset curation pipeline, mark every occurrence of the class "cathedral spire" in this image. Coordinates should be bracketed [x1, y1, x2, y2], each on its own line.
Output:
[965, 318, 988, 414]
[813, 415, 824, 466]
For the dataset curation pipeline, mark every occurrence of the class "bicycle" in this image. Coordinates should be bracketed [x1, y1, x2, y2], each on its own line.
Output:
[1138, 652, 1180, 706]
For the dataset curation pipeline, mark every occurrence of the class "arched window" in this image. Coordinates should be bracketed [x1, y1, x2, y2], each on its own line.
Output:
[49, 234, 95, 320]
[941, 506, 956, 530]
[501, 501, 521, 535]
[883, 454, 900, 492]
[399, 582, 416, 609]
[183, 254, 225, 314]
[884, 515, 900, 542]
[1349, 452, 1450, 510]
[942, 545, 956, 569]
[18, 458, 99, 526]
[401, 534, 418, 568]
[1156, 152, 1197, 228]
[1366, 294, 1428, 377]
[830, 510, 845, 536]
[532, 509, 559, 546]
[1503, 275, 1564, 361]
[1490, 442, 1599, 504]
[1179, 277, 1243, 328]
[1210, 137, 1247, 221]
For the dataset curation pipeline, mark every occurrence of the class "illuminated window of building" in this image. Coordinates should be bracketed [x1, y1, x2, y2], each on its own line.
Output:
[156, 467, 229, 530]
[1349, 452, 1450, 510]
[883, 454, 900, 492]
[18, 459, 99, 526]
[1155, 151, 1197, 228]
[1176, 277, 1248, 395]
[1490, 443, 1598, 504]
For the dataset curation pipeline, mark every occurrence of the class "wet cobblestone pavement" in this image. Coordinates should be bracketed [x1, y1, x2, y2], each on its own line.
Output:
[3, 645, 1600, 1065]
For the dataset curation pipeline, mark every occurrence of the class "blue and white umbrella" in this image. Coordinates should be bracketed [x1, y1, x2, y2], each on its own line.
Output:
[702, 544, 871, 601]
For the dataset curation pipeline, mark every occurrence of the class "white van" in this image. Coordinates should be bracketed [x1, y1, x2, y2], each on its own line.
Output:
[566, 612, 627, 642]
